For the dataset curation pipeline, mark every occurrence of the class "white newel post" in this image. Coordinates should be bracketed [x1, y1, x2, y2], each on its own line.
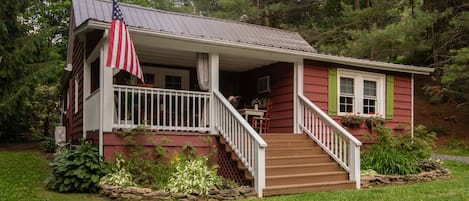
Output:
[349, 141, 361, 189]
[293, 59, 304, 133]
[209, 52, 219, 134]
[256, 146, 266, 197]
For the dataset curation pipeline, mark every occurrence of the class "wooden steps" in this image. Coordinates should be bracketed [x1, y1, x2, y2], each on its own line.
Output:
[261, 133, 356, 196]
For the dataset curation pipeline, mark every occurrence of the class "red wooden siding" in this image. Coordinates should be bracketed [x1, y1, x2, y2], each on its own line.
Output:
[69, 38, 84, 143]
[303, 59, 412, 143]
[240, 62, 294, 133]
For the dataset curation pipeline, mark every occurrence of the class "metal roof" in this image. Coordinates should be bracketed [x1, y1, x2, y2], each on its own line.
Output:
[72, 0, 317, 53]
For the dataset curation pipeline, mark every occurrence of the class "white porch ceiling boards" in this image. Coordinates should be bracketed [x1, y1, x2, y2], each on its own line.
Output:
[135, 45, 276, 72]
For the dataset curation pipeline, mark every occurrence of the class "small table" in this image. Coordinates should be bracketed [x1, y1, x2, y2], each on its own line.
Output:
[238, 108, 266, 120]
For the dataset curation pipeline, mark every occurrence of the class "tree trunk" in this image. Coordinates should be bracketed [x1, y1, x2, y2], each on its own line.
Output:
[354, 0, 360, 10]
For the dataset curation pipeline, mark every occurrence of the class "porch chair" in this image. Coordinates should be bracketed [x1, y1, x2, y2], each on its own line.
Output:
[251, 100, 272, 134]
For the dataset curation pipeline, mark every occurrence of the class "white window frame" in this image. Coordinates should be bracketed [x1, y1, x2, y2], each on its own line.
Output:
[337, 69, 385, 117]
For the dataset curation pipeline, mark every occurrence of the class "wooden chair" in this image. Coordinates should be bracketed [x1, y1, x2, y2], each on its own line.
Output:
[251, 100, 272, 134]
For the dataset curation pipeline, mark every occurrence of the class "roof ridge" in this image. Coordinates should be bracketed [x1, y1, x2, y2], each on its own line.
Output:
[95, 0, 305, 37]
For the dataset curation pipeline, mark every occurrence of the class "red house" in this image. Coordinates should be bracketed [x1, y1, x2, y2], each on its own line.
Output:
[63, 0, 433, 197]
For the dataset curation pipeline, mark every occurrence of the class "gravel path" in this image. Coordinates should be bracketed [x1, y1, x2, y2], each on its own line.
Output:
[431, 154, 469, 163]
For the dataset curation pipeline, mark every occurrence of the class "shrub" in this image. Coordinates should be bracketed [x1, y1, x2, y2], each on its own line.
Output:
[361, 148, 420, 175]
[167, 156, 222, 196]
[40, 137, 57, 153]
[361, 124, 436, 175]
[45, 140, 107, 192]
[99, 154, 136, 187]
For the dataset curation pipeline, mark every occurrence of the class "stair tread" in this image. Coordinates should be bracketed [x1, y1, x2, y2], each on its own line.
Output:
[266, 171, 346, 179]
[265, 180, 355, 190]
[267, 147, 320, 150]
[267, 154, 329, 159]
[267, 162, 337, 169]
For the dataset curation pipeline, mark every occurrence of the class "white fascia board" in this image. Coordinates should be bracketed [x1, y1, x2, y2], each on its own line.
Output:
[80, 20, 434, 75]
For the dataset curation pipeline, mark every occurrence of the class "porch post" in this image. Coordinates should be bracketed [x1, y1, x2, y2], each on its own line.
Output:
[99, 30, 112, 158]
[209, 52, 219, 134]
[293, 59, 304, 133]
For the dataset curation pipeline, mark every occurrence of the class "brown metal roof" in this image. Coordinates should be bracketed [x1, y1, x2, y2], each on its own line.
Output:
[72, 0, 317, 53]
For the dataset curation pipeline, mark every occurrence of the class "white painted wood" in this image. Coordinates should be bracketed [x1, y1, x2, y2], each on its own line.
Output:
[113, 85, 211, 132]
[411, 73, 414, 139]
[213, 90, 266, 197]
[209, 53, 219, 134]
[298, 94, 361, 189]
[84, 90, 100, 131]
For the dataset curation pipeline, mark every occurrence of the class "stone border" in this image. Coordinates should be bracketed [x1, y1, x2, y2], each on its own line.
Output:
[361, 168, 452, 188]
[100, 185, 257, 201]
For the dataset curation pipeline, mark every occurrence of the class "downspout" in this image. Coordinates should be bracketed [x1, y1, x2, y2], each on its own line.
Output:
[411, 73, 414, 140]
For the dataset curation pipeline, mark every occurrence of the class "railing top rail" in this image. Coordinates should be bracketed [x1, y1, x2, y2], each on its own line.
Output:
[113, 84, 211, 95]
[298, 94, 362, 146]
[214, 90, 267, 148]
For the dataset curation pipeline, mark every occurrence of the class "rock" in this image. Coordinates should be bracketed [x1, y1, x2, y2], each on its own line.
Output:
[121, 193, 143, 200]
[187, 195, 197, 200]
[242, 191, 258, 197]
[237, 186, 252, 194]
[173, 192, 186, 198]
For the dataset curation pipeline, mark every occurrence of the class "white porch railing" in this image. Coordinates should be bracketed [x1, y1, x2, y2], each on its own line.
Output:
[298, 94, 362, 189]
[113, 85, 210, 132]
[213, 90, 267, 197]
[84, 89, 100, 132]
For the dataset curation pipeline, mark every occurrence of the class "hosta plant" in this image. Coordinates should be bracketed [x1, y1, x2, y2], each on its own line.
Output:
[167, 156, 222, 196]
[99, 154, 136, 187]
[45, 140, 107, 192]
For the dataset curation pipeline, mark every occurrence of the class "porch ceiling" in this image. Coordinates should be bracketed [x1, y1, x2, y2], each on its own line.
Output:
[135, 45, 277, 72]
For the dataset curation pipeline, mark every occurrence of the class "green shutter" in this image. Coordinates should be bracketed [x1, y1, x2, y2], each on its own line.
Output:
[328, 68, 338, 115]
[386, 75, 394, 119]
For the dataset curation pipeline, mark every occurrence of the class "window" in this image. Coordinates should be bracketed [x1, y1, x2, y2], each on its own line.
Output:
[337, 69, 385, 116]
[90, 58, 99, 93]
[257, 75, 270, 94]
[165, 75, 182, 89]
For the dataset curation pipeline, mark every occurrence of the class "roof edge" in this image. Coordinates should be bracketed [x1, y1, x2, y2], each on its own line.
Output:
[82, 20, 434, 75]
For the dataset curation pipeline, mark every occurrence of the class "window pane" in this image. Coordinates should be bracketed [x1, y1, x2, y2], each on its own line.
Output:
[165, 75, 182, 89]
[363, 99, 376, 114]
[339, 96, 353, 113]
[340, 77, 354, 94]
[364, 80, 376, 96]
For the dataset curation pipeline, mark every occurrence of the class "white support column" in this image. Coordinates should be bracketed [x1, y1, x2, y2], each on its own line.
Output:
[99, 29, 110, 158]
[293, 59, 304, 133]
[411, 73, 414, 139]
[349, 141, 361, 189]
[209, 52, 219, 134]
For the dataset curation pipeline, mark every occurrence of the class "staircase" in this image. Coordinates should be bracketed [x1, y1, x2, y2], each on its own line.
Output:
[262, 133, 356, 196]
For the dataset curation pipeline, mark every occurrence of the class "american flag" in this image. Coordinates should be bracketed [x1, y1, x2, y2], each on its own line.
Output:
[106, 0, 144, 82]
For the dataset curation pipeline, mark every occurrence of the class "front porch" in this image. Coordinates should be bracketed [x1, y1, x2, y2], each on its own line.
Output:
[81, 29, 361, 197]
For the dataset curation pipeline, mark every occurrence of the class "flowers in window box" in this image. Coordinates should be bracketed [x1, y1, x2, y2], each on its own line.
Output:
[251, 98, 262, 110]
[365, 115, 386, 130]
[341, 114, 364, 128]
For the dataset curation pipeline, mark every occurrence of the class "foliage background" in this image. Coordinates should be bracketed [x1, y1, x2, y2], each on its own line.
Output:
[1, 0, 467, 139]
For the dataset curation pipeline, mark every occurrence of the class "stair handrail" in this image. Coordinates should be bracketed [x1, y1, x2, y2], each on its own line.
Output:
[212, 90, 267, 196]
[298, 94, 361, 189]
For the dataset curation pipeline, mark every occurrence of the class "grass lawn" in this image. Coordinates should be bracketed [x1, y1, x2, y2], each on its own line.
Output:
[0, 150, 108, 201]
[255, 161, 469, 201]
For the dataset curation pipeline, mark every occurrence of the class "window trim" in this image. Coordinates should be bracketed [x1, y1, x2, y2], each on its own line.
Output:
[142, 66, 189, 90]
[74, 77, 79, 114]
[337, 69, 385, 117]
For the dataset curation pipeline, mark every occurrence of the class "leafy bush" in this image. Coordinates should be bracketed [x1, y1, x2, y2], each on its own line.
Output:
[362, 148, 419, 175]
[361, 124, 436, 175]
[40, 137, 56, 153]
[167, 156, 222, 196]
[394, 125, 436, 160]
[45, 141, 107, 192]
[99, 154, 136, 187]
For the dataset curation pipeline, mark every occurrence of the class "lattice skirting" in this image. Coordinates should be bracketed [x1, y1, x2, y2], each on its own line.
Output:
[216, 136, 252, 187]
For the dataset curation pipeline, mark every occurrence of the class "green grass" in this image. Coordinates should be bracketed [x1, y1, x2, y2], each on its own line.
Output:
[0, 151, 108, 201]
[435, 148, 469, 157]
[254, 161, 469, 201]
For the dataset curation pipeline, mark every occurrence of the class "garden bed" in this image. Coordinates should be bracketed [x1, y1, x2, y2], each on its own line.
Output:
[361, 167, 451, 188]
[100, 185, 257, 200]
